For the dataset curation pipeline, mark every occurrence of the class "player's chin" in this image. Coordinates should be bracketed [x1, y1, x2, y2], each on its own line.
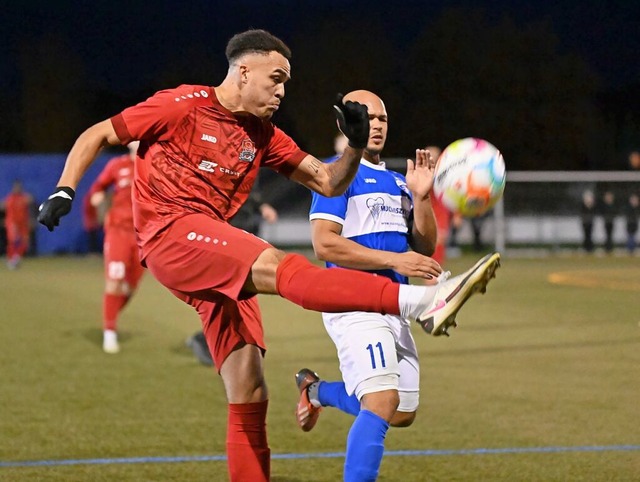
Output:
[263, 104, 280, 117]
[258, 109, 276, 120]
[369, 137, 385, 148]
[367, 143, 385, 155]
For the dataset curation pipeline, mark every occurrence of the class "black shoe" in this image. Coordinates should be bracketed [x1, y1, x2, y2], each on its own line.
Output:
[186, 331, 214, 366]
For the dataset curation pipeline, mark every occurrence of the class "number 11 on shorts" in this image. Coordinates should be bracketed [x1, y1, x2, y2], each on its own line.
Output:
[366, 342, 386, 369]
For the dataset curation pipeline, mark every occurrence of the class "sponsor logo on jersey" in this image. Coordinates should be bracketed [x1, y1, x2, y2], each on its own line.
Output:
[200, 133, 218, 144]
[198, 160, 241, 177]
[239, 138, 256, 162]
[198, 160, 218, 173]
[219, 167, 241, 177]
[366, 197, 385, 220]
[364, 178, 377, 183]
[366, 196, 409, 220]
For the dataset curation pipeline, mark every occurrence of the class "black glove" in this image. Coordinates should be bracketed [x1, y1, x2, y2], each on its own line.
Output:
[37, 186, 75, 231]
[333, 93, 369, 149]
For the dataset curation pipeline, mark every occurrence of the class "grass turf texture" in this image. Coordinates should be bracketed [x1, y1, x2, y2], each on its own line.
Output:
[1, 253, 638, 481]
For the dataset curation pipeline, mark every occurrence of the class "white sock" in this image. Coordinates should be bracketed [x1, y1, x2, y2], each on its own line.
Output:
[398, 284, 438, 321]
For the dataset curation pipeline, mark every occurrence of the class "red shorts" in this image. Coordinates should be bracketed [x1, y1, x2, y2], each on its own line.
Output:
[104, 227, 144, 286]
[143, 214, 273, 369]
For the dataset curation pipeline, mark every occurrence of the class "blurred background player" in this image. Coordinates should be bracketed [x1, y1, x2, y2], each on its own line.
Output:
[2, 180, 34, 269]
[580, 189, 596, 253]
[624, 193, 639, 254]
[424, 145, 454, 266]
[325, 132, 349, 163]
[83, 190, 103, 255]
[186, 178, 279, 366]
[87, 141, 144, 353]
[600, 190, 616, 253]
[297, 90, 475, 482]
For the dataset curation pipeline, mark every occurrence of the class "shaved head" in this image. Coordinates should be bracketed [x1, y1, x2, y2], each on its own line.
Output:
[343, 90, 385, 111]
[343, 90, 388, 160]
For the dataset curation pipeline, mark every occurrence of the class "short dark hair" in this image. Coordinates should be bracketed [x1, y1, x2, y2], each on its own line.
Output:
[225, 29, 291, 63]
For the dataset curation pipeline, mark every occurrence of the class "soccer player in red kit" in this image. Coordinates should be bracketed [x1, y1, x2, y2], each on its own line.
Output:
[86, 141, 144, 354]
[425, 145, 454, 266]
[3, 180, 33, 269]
[38, 30, 500, 481]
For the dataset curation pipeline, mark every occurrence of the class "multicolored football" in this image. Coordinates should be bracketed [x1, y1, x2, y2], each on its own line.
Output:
[433, 137, 506, 217]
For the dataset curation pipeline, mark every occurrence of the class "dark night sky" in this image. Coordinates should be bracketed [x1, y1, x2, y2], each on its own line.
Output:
[3, 0, 640, 93]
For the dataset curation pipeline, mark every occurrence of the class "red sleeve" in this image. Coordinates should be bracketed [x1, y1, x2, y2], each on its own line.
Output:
[110, 85, 211, 144]
[88, 158, 116, 196]
[262, 125, 307, 177]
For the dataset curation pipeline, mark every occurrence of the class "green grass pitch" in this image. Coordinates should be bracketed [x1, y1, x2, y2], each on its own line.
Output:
[1, 253, 639, 481]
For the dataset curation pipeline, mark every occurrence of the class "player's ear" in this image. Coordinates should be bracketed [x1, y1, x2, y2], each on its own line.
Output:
[239, 64, 250, 84]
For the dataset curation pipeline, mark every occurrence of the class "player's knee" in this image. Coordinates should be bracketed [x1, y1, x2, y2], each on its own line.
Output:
[245, 247, 287, 294]
[361, 389, 400, 421]
[254, 247, 286, 269]
[390, 410, 416, 428]
[220, 345, 268, 403]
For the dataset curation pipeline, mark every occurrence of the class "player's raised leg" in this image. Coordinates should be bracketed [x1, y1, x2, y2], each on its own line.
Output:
[251, 249, 500, 336]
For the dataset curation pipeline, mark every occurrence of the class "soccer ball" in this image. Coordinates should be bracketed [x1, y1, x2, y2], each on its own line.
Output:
[432, 137, 506, 217]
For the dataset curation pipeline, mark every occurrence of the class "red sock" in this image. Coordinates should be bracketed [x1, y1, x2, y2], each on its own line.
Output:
[6, 239, 16, 259]
[103, 293, 128, 331]
[227, 400, 270, 482]
[275, 253, 400, 315]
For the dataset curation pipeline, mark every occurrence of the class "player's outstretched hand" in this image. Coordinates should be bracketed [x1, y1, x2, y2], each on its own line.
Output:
[37, 187, 75, 231]
[406, 149, 436, 200]
[333, 93, 369, 149]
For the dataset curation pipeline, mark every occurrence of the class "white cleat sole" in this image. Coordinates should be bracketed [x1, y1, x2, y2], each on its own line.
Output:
[419, 252, 501, 336]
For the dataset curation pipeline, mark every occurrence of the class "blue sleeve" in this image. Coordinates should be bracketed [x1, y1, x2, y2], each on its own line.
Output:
[309, 189, 349, 223]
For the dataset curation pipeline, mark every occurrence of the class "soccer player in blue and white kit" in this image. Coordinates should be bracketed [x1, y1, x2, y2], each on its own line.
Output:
[295, 90, 500, 481]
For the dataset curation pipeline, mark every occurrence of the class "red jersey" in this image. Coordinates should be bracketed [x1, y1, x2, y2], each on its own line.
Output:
[431, 193, 452, 231]
[110, 84, 307, 260]
[4, 192, 31, 227]
[82, 194, 99, 231]
[87, 154, 134, 231]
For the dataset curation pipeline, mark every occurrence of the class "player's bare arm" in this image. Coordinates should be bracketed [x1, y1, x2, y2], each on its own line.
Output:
[38, 119, 122, 231]
[311, 219, 442, 280]
[406, 148, 438, 256]
[290, 147, 363, 197]
[58, 120, 122, 189]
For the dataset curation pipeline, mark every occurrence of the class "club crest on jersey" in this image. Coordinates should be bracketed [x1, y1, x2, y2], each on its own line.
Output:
[239, 139, 256, 162]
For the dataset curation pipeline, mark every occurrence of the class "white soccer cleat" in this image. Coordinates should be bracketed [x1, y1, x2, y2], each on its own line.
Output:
[417, 252, 501, 336]
[103, 329, 120, 354]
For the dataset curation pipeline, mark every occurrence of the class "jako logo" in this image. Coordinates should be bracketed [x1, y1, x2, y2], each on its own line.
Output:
[201, 133, 217, 143]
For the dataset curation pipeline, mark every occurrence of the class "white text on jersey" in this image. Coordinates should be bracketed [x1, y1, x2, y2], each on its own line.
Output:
[201, 133, 218, 144]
